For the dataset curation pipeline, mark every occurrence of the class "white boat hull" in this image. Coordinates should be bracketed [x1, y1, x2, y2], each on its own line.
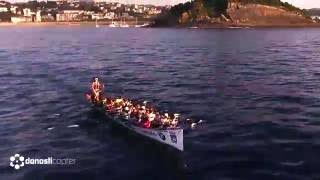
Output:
[91, 104, 184, 151]
[111, 115, 184, 151]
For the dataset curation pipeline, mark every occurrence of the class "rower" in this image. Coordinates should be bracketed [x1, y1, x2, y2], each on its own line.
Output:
[123, 106, 131, 119]
[141, 113, 151, 128]
[152, 112, 162, 128]
[148, 111, 156, 128]
[148, 111, 156, 122]
[141, 106, 146, 113]
[161, 113, 170, 127]
[91, 77, 104, 103]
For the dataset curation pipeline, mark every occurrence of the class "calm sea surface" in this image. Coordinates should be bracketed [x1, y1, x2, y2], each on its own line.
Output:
[0, 27, 320, 180]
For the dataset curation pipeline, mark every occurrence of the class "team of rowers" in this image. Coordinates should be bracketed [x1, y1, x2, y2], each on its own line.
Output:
[89, 77, 180, 129]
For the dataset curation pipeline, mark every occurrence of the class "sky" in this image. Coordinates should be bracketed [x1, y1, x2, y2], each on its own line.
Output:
[7, 0, 320, 9]
[116, 0, 320, 8]
[282, 0, 320, 9]
[122, 0, 320, 8]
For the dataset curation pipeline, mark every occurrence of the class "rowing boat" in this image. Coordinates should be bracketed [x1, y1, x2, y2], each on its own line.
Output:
[86, 94, 184, 151]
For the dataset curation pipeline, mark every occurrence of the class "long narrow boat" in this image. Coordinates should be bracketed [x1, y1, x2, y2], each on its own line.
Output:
[86, 94, 184, 151]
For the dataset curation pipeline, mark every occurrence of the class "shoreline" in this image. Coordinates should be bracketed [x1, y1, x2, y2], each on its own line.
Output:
[0, 21, 149, 27]
[1, 21, 320, 28]
[190, 24, 320, 29]
[153, 21, 320, 29]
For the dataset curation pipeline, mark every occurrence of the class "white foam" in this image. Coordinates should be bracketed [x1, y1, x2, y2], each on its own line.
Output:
[47, 127, 55, 130]
[281, 161, 304, 167]
[67, 124, 79, 128]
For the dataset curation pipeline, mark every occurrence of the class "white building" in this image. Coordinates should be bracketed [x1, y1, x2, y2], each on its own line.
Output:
[116, 3, 121, 8]
[56, 10, 83, 21]
[10, 6, 18, 14]
[93, 0, 108, 3]
[84, 11, 95, 15]
[23, 8, 32, 17]
[36, 11, 41, 22]
[54, 0, 68, 5]
[68, 0, 79, 3]
[91, 13, 104, 20]
[11, 16, 32, 23]
[63, 10, 83, 14]
[125, 7, 131, 12]
[148, 8, 161, 15]
[0, 7, 8, 12]
[104, 12, 115, 19]
[133, 8, 143, 13]
[41, 13, 55, 21]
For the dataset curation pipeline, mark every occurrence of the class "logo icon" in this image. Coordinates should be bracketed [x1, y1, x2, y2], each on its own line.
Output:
[158, 133, 166, 141]
[10, 154, 25, 170]
[170, 134, 177, 144]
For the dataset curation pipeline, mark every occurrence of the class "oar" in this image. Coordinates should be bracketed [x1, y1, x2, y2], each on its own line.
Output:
[186, 118, 204, 129]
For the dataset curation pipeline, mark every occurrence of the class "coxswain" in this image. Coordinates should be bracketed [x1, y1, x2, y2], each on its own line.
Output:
[171, 113, 180, 128]
[91, 77, 104, 103]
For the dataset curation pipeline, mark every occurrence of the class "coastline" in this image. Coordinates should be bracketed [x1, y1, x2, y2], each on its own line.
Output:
[0, 22, 96, 27]
[1, 21, 320, 28]
[193, 23, 320, 28]
[153, 22, 320, 29]
[0, 21, 150, 27]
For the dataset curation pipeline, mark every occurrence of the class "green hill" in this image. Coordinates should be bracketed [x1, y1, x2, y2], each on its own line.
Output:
[153, 0, 228, 26]
[152, 0, 312, 27]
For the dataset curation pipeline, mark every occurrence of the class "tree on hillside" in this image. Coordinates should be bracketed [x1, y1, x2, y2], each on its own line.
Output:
[0, 12, 13, 22]
[153, 0, 230, 26]
[204, 0, 228, 14]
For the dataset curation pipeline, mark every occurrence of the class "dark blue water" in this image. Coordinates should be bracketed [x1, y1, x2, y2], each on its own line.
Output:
[1, 27, 320, 180]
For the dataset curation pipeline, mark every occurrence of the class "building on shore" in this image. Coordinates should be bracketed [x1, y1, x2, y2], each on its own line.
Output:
[36, 10, 41, 22]
[3, 1, 167, 23]
[93, 0, 108, 3]
[104, 12, 115, 19]
[23, 8, 32, 17]
[148, 7, 162, 15]
[0, 6, 8, 12]
[11, 16, 32, 23]
[91, 13, 104, 20]
[41, 13, 55, 22]
[56, 10, 84, 21]
[10, 6, 18, 14]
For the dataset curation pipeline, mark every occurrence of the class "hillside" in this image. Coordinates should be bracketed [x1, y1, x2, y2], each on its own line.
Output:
[228, 2, 311, 26]
[152, 0, 313, 27]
